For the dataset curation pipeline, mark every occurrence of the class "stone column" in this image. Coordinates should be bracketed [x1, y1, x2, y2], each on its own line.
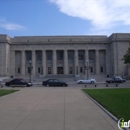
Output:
[85, 50, 89, 75]
[21, 50, 25, 75]
[74, 50, 78, 75]
[42, 50, 46, 75]
[32, 50, 36, 76]
[96, 50, 99, 74]
[64, 50, 68, 75]
[10, 50, 15, 76]
[53, 50, 57, 75]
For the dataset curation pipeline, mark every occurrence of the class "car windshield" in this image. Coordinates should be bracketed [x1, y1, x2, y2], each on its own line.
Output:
[54, 79, 59, 82]
[48, 79, 53, 82]
[114, 76, 122, 80]
[83, 78, 91, 80]
[20, 79, 25, 82]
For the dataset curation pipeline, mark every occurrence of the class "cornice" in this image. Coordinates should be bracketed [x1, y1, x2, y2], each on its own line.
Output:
[10, 41, 109, 45]
[0, 40, 11, 44]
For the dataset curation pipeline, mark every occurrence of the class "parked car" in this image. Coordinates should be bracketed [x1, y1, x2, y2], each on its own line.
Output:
[77, 78, 96, 84]
[5, 78, 33, 87]
[42, 79, 68, 87]
[106, 76, 126, 83]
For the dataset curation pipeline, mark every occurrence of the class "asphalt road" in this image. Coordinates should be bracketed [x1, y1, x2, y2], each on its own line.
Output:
[32, 82, 130, 89]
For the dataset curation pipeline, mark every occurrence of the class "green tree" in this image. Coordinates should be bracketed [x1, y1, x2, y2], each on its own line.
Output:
[122, 43, 130, 64]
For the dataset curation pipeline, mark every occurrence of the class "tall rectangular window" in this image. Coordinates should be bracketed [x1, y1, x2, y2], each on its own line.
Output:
[46, 51, 52, 60]
[78, 50, 84, 60]
[69, 67, 73, 74]
[89, 50, 95, 63]
[57, 51, 63, 60]
[80, 67, 83, 73]
[36, 51, 42, 64]
[18, 68, 20, 73]
[28, 67, 30, 73]
[90, 67, 93, 73]
[101, 67, 103, 73]
[68, 51, 74, 61]
[38, 67, 40, 73]
[26, 51, 32, 63]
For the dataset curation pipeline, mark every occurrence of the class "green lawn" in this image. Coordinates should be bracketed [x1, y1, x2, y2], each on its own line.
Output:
[83, 88, 130, 121]
[0, 89, 18, 97]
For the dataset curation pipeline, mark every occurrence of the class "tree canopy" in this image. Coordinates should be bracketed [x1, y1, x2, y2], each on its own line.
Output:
[122, 43, 130, 64]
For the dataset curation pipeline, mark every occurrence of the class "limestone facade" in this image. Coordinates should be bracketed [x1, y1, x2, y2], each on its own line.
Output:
[0, 33, 130, 77]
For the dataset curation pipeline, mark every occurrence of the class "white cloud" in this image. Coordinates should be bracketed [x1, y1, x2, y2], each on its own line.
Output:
[0, 22, 25, 30]
[49, 0, 130, 34]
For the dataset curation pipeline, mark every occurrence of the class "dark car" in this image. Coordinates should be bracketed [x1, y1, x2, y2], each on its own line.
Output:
[42, 79, 68, 87]
[106, 76, 126, 83]
[5, 78, 33, 87]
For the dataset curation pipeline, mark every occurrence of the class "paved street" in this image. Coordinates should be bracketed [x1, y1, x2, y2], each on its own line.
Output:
[0, 87, 119, 130]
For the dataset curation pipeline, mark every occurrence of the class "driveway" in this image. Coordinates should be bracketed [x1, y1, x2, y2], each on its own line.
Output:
[0, 87, 119, 130]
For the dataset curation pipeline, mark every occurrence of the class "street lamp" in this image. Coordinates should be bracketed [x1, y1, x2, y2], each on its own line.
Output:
[85, 60, 89, 79]
[29, 60, 32, 83]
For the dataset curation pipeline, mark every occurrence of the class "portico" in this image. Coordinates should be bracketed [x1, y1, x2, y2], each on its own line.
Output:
[13, 49, 105, 77]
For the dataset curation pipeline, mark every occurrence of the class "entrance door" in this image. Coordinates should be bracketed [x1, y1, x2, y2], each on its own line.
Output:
[80, 67, 83, 74]
[69, 67, 73, 74]
[57, 67, 63, 74]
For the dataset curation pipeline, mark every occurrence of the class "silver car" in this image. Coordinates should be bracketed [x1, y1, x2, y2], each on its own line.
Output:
[77, 78, 96, 84]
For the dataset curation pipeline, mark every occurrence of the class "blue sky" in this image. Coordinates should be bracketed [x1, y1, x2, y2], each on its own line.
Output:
[0, 0, 130, 37]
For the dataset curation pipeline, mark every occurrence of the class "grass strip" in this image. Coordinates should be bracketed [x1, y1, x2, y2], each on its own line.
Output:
[83, 88, 130, 121]
[0, 89, 19, 97]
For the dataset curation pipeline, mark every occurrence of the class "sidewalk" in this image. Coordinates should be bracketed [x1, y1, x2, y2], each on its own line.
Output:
[0, 87, 119, 130]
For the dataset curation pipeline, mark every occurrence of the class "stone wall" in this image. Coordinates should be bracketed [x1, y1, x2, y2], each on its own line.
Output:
[0, 35, 10, 76]
[0, 43, 10, 76]
[109, 33, 130, 76]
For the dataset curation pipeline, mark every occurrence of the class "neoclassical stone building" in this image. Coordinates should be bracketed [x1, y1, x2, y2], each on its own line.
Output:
[0, 33, 130, 78]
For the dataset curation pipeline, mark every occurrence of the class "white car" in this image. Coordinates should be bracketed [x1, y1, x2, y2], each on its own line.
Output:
[77, 78, 96, 84]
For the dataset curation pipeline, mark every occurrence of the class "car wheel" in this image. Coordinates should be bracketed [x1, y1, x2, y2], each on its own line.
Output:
[91, 81, 94, 84]
[63, 84, 65, 87]
[79, 81, 83, 84]
[46, 84, 49, 87]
